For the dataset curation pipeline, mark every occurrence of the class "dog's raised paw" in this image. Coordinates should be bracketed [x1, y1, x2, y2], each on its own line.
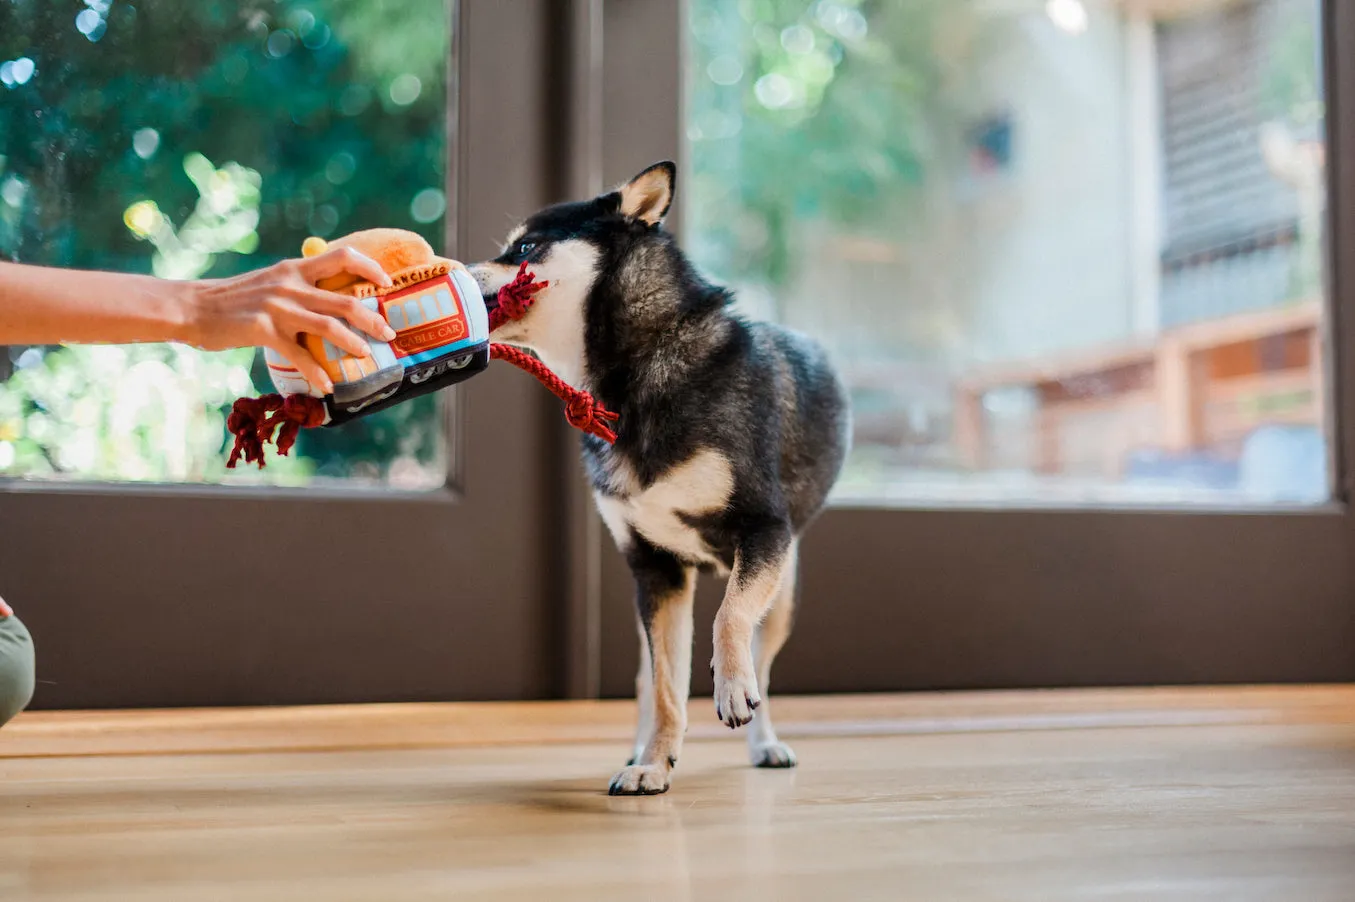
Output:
[713, 669, 761, 729]
[750, 740, 798, 769]
[608, 764, 670, 796]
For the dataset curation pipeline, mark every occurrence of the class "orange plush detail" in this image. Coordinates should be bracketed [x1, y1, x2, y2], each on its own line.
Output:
[226, 228, 620, 469]
[303, 229, 460, 297]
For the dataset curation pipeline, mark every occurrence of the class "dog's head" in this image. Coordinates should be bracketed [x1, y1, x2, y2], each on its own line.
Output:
[469, 161, 676, 388]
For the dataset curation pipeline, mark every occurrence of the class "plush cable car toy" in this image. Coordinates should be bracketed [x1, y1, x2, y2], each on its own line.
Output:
[225, 228, 618, 468]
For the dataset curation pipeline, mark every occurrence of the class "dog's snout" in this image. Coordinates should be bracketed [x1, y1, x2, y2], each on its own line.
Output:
[468, 264, 519, 304]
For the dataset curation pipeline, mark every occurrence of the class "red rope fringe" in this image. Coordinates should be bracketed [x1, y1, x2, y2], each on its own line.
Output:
[226, 393, 327, 469]
[225, 395, 282, 469]
[488, 261, 548, 331]
[226, 261, 619, 469]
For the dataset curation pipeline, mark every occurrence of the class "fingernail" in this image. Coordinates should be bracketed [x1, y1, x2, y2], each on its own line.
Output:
[381, 326, 397, 341]
[380, 274, 393, 287]
[321, 380, 334, 394]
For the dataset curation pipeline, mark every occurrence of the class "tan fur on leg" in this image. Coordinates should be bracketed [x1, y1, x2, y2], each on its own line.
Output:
[747, 543, 798, 767]
[712, 540, 795, 729]
[609, 567, 696, 795]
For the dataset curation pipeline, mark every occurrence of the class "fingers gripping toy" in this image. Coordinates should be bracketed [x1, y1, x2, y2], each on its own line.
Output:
[225, 228, 618, 468]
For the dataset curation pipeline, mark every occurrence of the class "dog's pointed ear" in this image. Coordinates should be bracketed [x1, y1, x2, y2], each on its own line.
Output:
[616, 161, 676, 226]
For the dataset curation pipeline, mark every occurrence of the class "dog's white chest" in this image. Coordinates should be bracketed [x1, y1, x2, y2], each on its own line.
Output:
[595, 449, 734, 568]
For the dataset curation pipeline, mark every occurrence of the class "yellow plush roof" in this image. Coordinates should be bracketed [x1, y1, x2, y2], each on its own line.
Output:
[302, 228, 464, 297]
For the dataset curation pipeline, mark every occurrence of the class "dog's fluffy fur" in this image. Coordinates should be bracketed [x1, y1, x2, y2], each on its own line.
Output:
[471, 162, 850, 795]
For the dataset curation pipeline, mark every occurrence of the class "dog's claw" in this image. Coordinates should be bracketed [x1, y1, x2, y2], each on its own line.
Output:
[712, 667, 761, 729]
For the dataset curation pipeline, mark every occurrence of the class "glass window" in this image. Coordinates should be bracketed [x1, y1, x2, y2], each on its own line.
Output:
[0, 0, 449, 488]
[687, 0, 1327, 505]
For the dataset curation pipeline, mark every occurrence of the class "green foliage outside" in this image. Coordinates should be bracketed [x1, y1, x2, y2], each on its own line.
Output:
[0, 0, 447, 485]
[687, 0, 1322, 293]
[1260, 0, 1323, 134]
[686, 0, 973, 290]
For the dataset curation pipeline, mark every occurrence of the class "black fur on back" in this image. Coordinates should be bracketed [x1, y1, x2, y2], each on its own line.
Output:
[485, 186, 851, 575]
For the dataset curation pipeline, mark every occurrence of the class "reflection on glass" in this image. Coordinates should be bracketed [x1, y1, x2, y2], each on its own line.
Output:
[687, 0, 1327, 505]
[0, 0, 448, 488]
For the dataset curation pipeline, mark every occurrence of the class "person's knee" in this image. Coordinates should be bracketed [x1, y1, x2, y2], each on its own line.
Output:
[0, 616, 36, 727]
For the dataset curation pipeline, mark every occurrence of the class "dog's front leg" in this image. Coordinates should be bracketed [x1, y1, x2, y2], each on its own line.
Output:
[627, 617, 655, 767]
[712, 525, 793, 729]
[609, 535, 695, 796]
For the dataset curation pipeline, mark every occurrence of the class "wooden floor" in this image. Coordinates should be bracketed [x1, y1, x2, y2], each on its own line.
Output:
[2, 686, 1353, 901]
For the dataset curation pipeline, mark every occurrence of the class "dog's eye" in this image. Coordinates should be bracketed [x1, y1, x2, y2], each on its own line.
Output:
[515, 241, 537, 258]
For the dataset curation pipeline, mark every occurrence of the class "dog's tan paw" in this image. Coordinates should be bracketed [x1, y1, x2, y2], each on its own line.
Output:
[713, 668, 761, 729]
[749, 739, 797, 768]
[608, 764, 671, 795]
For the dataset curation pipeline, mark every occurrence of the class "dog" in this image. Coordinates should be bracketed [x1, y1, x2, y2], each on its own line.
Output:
[470, 162, 851, 795]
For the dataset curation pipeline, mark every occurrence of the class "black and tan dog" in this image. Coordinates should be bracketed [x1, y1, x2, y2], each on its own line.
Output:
[470, 163, 851, 795]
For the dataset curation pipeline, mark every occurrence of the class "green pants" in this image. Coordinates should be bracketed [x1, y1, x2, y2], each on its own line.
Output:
[0, 615, 35, 727]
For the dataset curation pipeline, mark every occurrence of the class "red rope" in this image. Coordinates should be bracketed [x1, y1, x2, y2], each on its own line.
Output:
[488, 262, 548, 331]
[488, 262, 620, 444]
[270, 394, 328, 457]
[490, 344, 619, 443]
[226, 393, 327, 469]
[226, 394, 283, 469]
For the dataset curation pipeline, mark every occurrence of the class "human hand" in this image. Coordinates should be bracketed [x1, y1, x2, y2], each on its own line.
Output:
[183, 247, 398, 393]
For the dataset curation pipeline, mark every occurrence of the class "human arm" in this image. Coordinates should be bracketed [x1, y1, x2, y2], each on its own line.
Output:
[0, 248, 397, 393]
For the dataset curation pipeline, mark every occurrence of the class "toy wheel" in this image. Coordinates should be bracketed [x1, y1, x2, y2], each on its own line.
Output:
[345, 385, 400, 414]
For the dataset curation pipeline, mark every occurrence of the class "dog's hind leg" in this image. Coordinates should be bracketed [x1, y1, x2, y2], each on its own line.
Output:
[712, 524, 794, 730]
[609, 534, 695, 796]
[746, 540, 798, 767]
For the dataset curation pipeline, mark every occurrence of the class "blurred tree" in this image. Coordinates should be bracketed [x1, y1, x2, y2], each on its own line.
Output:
[687, 0, 971, 289]
[1260, 0, 1323, 135]
[0, 0, 447, 485]
[689, 0, 1324, 297]
[0, 152, 304, 483]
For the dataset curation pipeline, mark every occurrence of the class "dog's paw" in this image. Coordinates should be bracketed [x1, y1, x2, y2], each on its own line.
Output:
[749, 740, 798, 769]
[712, 667, 761, 729]
[608, 764, 670, 796]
